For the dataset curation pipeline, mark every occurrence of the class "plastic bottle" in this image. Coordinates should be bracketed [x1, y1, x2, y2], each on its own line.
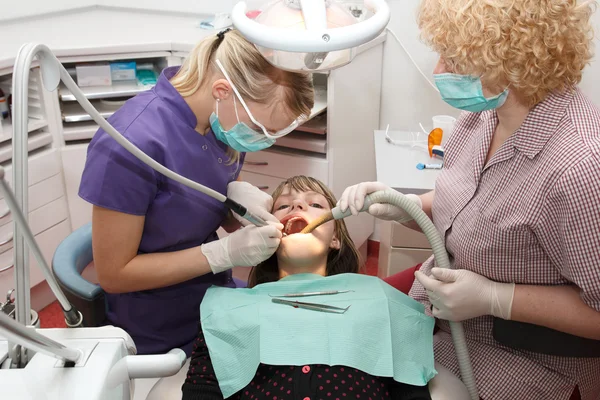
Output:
[0, 89, 8, 120]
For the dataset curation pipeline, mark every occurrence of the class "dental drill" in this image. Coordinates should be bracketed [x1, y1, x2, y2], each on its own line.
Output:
[301, 190, 479, 400]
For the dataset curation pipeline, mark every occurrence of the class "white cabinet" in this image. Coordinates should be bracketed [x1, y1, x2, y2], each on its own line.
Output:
[0, 65, 73, 304]
[377, 220, 432, 279]
[0, 148, 72, 299]
[61, 144, 92, 231]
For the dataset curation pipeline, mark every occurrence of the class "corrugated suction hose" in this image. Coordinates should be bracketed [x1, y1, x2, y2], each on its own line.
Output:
[301, 190, 478, 400]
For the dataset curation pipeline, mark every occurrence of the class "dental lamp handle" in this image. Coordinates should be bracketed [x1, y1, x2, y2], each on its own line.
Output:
[0, 166, 83, 328]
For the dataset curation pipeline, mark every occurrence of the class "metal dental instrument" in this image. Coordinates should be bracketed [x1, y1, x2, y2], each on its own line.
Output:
[271, 298, 350, 314]
[268, 290, 353, 298]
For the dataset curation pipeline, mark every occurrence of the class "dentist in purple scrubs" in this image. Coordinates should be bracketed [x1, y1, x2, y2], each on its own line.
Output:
[78, 28, 314, 361]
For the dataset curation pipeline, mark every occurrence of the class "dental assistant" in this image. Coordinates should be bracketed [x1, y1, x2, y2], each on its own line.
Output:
[78, 28, 314, 358]
[340, 1, 600, 399]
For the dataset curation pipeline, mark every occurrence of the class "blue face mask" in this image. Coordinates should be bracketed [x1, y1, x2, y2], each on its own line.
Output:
[433, 73, 509, 112]
[210, 97, 275, 153]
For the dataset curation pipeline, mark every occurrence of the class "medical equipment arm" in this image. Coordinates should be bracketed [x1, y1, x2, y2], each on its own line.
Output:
[301, 190, 479, 400]
[0, 311, 82, 364]
[0, 166, 82, 328]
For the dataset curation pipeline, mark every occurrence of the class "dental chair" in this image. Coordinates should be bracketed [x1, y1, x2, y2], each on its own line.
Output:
[52, 223, 247, 328]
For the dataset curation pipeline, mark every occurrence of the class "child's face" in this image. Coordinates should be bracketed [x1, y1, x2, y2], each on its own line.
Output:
[272, 186, 340, 265]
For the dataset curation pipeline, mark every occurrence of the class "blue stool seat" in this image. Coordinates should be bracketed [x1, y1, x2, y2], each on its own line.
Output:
[52, 223, 105, 326]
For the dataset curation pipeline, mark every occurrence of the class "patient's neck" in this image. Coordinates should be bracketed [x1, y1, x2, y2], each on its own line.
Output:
[278, 255, 327, 279]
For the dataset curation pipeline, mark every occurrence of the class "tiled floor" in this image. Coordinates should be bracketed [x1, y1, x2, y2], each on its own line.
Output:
[38, 241, 380, 328]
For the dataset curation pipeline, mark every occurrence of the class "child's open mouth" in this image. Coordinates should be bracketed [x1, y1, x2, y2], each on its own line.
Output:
[281, 216, 309, 236]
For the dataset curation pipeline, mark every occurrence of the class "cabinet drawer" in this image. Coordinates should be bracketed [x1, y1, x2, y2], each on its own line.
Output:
[0, 174, 65, 228]
[390, 221, 432, 249]
[379, 247, 433, 279]
[0, 219, 72, 299]
[240, 171, 286, 196]
[0, 197, 69, 254]
[0, 148, 61, 197]
[242, 149, 329, 183]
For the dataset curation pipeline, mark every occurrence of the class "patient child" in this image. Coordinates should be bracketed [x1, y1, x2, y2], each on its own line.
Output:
[182, 176, 434, 400]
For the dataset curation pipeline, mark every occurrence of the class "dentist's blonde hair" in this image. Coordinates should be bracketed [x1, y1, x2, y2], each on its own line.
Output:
[170, 29, 315, 164]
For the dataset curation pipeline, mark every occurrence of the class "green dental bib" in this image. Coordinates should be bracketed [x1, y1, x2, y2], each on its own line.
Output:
[200, 273, 437, 398]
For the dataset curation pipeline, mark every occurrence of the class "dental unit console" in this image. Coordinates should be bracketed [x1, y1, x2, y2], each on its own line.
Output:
[0, 160, 187, 399]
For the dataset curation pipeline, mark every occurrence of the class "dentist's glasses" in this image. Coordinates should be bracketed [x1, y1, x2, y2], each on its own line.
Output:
[215, 59, 308, 139]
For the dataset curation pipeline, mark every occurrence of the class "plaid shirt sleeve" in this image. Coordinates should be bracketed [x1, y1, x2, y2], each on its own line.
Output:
[535, 154, 600, 311]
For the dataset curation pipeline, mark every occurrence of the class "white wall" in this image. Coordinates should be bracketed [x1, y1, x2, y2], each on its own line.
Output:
[0, 0, 239, 22]
[2, 0, 95, 21]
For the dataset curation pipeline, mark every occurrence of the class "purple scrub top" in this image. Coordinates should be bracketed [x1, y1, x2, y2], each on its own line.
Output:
[78, 66, 244, 356]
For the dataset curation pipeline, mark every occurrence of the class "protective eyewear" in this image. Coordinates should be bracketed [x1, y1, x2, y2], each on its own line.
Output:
[215, 59, 308, 139]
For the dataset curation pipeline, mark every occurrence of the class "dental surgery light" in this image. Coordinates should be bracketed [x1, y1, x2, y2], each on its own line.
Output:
[231, 0, 391, 71]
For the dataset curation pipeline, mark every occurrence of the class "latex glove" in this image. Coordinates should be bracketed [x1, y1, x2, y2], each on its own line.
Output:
[415, 268, 515, 322]
[201, 222, 283, 274]
[337, 181, 422, 223]
[227, 181, 279, 226]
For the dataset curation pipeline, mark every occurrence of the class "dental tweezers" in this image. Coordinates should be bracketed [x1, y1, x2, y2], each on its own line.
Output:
[271, 298, 350, 314]
[268, 290, 353, 298]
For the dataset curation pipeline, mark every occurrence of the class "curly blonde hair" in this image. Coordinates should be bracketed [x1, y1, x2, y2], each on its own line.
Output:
[418, 0, 596, 106]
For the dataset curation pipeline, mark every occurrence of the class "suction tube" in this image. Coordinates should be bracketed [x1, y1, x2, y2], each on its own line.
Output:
[302, 190, 478, 400]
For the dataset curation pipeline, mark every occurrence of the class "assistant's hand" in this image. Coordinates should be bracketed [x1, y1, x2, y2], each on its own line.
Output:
[415, 268, 515, 322]
[337, 181, 422, 223]
[227, 181, 279, 226]
[201, 222, 283, 274]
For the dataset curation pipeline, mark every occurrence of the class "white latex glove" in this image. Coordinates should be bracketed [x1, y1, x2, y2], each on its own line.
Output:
[227, 181, 279, 226]
[337, 181, 422, 223]
[415, 268, 515, 322]
[201, 222, 283, 274]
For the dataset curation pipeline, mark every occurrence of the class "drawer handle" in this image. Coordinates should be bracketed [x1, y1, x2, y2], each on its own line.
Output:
[257, 186, 269, 191]
[0, 209, 10, 219]
[0, 234, 13, 247]
[0, 264, 14, 273]
[245, 161, 268, 166]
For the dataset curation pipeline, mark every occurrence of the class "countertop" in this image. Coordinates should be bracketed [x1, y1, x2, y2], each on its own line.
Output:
[374, 130, 441, 194]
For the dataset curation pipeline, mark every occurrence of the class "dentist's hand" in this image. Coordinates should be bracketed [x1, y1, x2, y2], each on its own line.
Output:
[201, 222, 283, 274]
[337, 182, 422, 223]
[227, 181, 279, 226]
[415, 268, 515, 322]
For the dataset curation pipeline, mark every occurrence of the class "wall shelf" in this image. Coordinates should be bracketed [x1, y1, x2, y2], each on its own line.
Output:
[59, 80, 153, 102]
[0, 130, 53, 164]
[0, 119, 49, 144]
[61, 100, 119, 122]
[62, 121, 98, 141]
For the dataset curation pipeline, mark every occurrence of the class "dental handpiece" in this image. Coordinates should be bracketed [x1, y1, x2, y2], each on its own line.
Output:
[224, 198, 268, 227]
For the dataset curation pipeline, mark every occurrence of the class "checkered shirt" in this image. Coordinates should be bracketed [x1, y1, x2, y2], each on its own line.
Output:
[409, 87, 600, 400]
